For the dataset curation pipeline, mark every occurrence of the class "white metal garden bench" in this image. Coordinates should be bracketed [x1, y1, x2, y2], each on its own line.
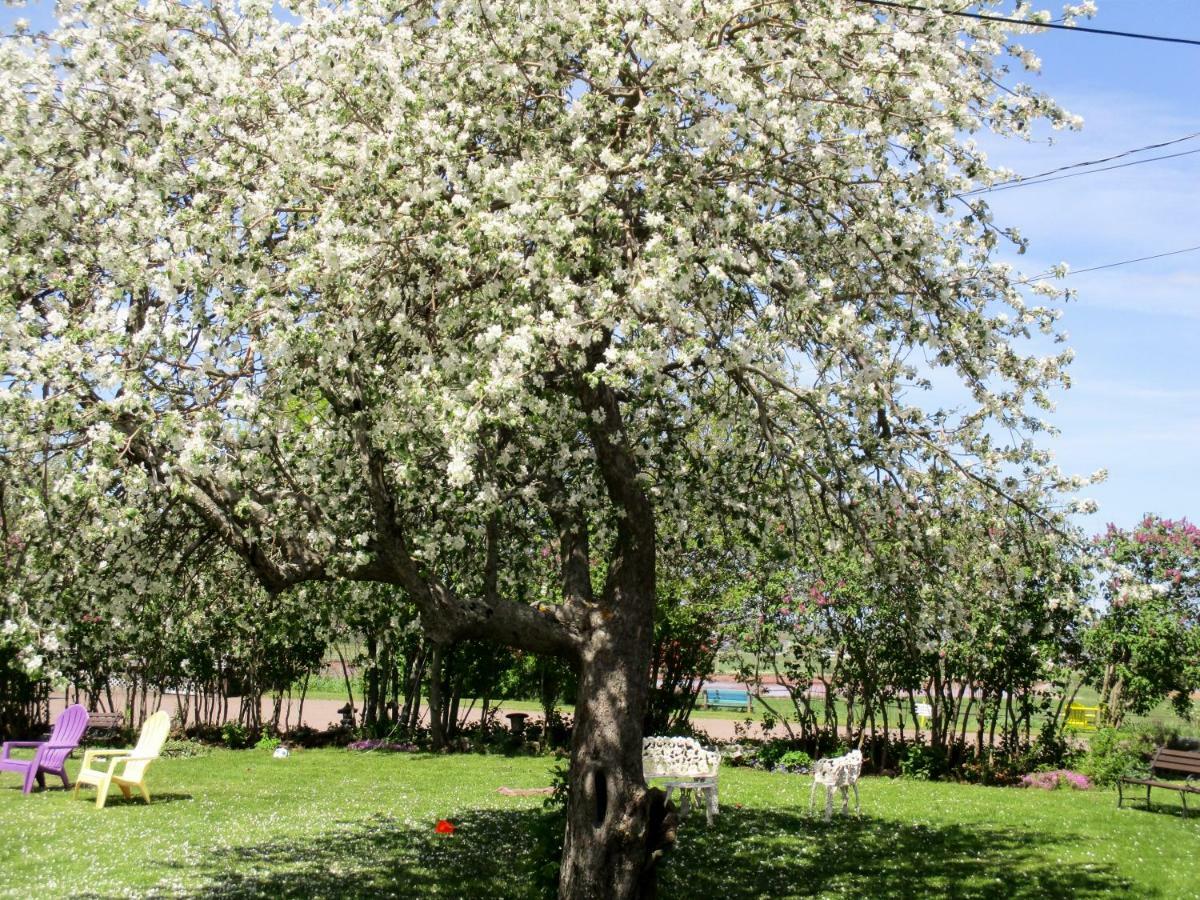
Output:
[642, 736, 721, 826]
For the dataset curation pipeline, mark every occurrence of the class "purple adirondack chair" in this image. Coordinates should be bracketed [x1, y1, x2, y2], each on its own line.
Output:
[0, 704, 89, 794]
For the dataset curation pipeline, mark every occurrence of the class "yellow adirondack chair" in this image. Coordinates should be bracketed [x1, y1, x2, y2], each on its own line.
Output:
[74, 711, 171, 808]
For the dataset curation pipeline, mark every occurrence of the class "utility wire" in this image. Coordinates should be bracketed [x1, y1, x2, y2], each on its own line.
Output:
[965, 133, 1200, 195]
[1017, 244, 1200, 284]
[969, 146, 1200, 195]
[855, 0, 1200, 47]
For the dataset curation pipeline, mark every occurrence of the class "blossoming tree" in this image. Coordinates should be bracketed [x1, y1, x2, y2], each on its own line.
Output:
[0, 1, 1094, 896]
[0, 452, 72, 733]
[731, 472, 1087, 768]
[1088, 516, 1200, 725]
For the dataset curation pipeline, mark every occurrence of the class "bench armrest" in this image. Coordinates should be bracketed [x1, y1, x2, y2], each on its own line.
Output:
[103, 754, 157, 775]
[82, 748, 133, 768]
[1, 741, 44, 760]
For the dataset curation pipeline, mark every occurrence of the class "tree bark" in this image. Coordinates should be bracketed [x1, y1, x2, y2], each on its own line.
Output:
[336, 647, 356, 726]
[558, 380, 667, 900]
[365, 635, 379, 728]
[1107, 676, 1126, 728]
[559, 584, 666, 899]
[556, 518, 662, 897]
[428, 644, 446, 750]
[401, 641, 428, 733]
[297, 673, 309, 734]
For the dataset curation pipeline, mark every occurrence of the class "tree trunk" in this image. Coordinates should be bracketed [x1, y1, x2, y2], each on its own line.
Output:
[447, 689, 461, 739]
[336, 647, 356, 726]
[558, 514, 666, 900]
[1098, 663, 1113, 718]
[296, 673, 310, 733]
[400, 640, 426, 732]
[428, 644, 446, 750]
[1107, 676, 1126, 728]
[559, 630, 669, 900]
[365, 635, 380, 728]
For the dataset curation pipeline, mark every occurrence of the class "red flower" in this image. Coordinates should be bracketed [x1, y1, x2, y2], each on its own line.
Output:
[435, 819, 456, 835]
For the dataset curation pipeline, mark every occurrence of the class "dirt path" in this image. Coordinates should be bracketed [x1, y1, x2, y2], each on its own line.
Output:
[51, 693, 903, 743]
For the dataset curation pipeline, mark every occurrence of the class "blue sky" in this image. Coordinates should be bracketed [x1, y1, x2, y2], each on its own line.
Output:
[2, 2, 1196, 536]
[976, 1, 1200, 535]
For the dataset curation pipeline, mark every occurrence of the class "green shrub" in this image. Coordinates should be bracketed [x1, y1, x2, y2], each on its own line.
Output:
[255, 733, 282, 753]
[718, 743, 754, 767]
[777, 750, 812, 770]
[755, 741, 781, 769]
[160, 738, 212, 759]
[899, 744, 946, 780]
[756, 739, 797, 769]
[220, 721, 249, 750]
[1026, 718, 1080, 771]
[1079, 728, 1146, 786]
[1130, 721, 1195, 753]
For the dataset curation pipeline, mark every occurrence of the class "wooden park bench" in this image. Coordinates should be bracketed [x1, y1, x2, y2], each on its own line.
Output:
[703, 687, 752, 712]
[1118, 747, 1200, 817]
[84, 711, 126, 743]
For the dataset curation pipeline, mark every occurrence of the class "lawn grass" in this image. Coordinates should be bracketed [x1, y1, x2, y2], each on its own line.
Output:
[2, 749, 1199, 898]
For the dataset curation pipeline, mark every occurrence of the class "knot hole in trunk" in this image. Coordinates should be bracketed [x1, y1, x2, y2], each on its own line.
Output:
[592, 766, 608, 828]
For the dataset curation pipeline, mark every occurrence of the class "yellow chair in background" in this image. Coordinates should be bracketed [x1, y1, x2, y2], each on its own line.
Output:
[74, 710, 171, 808]
[1065, 702, 1100, 731]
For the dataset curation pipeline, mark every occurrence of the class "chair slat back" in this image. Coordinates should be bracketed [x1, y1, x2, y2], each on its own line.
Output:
[1152, 748, 1200, 777]
[642, 736, 720, 779]
[123, 711, 171, 782]
[42, 705, 89, 770]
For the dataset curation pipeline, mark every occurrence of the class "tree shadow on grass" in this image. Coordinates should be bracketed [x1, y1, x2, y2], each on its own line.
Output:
[1120, 797, 1193, 820]
[148, 808, 551, 900]
[86, 804, 1143, 900]
[1, 782, 62, 794]
[1, 783, 194, 804]
[662, 807, 1144, 899]
[88, 791, 195, 806]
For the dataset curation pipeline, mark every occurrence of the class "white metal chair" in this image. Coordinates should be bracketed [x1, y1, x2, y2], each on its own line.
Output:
[808, 748, 862, 821]
[642, 736, 721, 825]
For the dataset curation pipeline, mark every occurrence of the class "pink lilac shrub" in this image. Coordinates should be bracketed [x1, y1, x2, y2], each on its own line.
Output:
[1020, 770, 1092, 790]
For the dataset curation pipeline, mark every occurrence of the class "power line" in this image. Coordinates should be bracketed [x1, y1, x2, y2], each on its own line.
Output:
[855, 1, 1200, 47]
[1017, 244, 1200, 284]
[1067, 244, 1200, 276]
[965, 133, 1200, 195]
[971, 146, 1200, 195]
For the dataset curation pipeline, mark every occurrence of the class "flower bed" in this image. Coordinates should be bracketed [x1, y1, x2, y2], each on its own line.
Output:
[346, 739, 418, 753]
[1020, 770, 1092, 790]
